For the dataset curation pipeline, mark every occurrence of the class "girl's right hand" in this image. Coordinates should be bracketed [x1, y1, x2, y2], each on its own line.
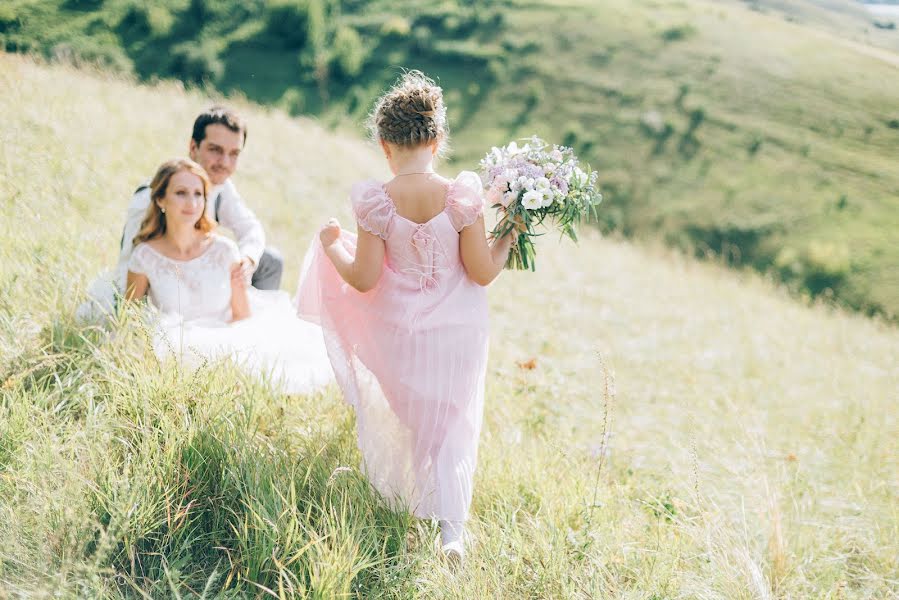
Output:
[320, 218, 342, 247]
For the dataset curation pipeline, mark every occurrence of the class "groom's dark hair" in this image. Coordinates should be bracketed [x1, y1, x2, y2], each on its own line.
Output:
[191, 106, 247, 147]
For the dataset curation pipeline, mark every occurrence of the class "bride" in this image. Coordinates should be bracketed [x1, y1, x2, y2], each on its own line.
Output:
[125, 158, 333, 394]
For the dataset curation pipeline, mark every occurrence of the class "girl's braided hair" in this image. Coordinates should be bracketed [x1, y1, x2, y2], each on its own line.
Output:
[370, 71, 448, 148]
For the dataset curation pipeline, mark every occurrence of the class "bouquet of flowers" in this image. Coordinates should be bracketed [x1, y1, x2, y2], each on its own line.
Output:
[479, 136, 601, 270]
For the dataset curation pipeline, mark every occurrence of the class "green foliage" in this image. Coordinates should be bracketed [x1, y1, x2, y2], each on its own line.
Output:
[331, 25, 367, 79]
[775, 241, 851, 296]
[279, 87, 306, 115]
[660, 24, 696, 42]
[265, 0, 310, 49]
[51, 37, 133, 72]
[747, 133, 763, 156]
[2, 0, 897, 317]
[0, 5, 20, 32]
[168, 40, 224, 84]
[380, 15, 411, 38]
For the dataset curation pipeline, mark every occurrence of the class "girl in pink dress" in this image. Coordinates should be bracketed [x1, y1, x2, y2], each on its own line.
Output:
[296, 71, 517, 562]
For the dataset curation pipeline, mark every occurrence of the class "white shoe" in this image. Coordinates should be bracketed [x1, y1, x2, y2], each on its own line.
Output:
[441, 540, 465, 566]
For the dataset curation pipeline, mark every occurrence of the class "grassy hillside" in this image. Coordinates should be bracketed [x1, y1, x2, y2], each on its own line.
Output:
[738, 0, 899, 52]
[2, 0, 898, 320]
[2, 54, 898, 598]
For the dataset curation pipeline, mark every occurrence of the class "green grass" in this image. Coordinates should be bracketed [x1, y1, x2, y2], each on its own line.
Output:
[2, 54, 898, 598]
[3, 0, 899, 318]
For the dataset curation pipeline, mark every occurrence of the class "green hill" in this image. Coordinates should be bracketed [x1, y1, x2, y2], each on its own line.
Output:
[3, 0, 899, 318]
[739, 0, 899, 52]
[1, 54, 897, 598]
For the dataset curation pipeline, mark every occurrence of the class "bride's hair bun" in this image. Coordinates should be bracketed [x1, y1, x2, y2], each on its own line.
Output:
[371, 71, 448, 147]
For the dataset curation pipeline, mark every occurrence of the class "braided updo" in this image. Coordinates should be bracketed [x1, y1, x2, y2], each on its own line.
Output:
[371, 71, 448, 148]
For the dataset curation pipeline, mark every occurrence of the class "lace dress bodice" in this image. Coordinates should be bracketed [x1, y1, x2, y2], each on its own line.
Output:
[128, 235, 239, 322]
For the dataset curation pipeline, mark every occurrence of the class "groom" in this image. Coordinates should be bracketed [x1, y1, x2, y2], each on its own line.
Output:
[115, 105, 283, 292]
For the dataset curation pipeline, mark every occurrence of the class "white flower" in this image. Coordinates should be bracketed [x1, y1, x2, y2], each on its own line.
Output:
[571, 167, 587, 186]
[535, 177, 551, 192]
[502, 191, 518, 207]
[517, 176, 535, 192]
[540, 191, 555, 207]
[551, 149, 564, 162]
[507, 141, 526, 156]
[522, 190, 544, 210]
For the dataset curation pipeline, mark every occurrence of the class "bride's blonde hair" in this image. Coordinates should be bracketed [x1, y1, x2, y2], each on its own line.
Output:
[134, 158, 215, 245]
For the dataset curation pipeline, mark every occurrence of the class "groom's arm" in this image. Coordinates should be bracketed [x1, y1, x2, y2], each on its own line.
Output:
[118, 185, 151, 260]
[216, 180, 265, 267]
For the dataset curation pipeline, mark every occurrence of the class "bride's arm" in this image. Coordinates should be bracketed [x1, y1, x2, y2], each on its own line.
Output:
[125, 271, 149, 301]
[229, 262, 251, 322]
[320, 219, 384, 293]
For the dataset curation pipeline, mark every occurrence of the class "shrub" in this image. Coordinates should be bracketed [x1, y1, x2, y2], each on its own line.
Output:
[145, 5, 175, 37]
[524, 80, 544, 112]
[116, 4, 152, 39]
[0, 5, 20, 32]
[747, 134, 763, 155]
[562, 125, 579, 149]
[63, 0, 104, 8]
[687, 107, 705, 132]
[379, 16, 411, 38]
[266, 0, 310, 50]
[775, 242, 851, 296]
[640, 110, 674, 140]
[660, 24, 696, 42]
[279, 87, 305, 116]
[168, 41, 224, 84]
[331, 25, 368, 80]
[50, 39, 133, 73]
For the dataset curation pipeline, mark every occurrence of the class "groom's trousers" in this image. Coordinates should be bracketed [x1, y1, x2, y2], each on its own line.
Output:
[252, 247, 284, 291]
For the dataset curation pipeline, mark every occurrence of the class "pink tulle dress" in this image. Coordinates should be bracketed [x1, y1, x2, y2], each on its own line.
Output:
[296, 171, 489, 523]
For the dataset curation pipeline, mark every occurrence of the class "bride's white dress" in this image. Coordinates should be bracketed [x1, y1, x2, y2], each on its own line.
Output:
[128, 234, 334, 394]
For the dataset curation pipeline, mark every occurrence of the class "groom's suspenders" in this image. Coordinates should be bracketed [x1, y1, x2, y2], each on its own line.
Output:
[119, 185, 224, 250]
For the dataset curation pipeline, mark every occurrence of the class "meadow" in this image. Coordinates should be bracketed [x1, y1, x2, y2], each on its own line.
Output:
[1, 54, 897, 598]
[3, 0, 899, 319]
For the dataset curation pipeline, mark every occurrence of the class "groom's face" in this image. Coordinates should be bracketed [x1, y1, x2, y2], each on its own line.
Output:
[189, 124, 243, 186]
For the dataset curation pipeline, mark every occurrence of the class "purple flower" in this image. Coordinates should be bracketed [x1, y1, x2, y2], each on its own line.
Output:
[551, 176, 569, 195]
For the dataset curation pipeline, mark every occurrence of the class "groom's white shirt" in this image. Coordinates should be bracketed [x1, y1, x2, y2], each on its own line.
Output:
[113, 178, 266, 290]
